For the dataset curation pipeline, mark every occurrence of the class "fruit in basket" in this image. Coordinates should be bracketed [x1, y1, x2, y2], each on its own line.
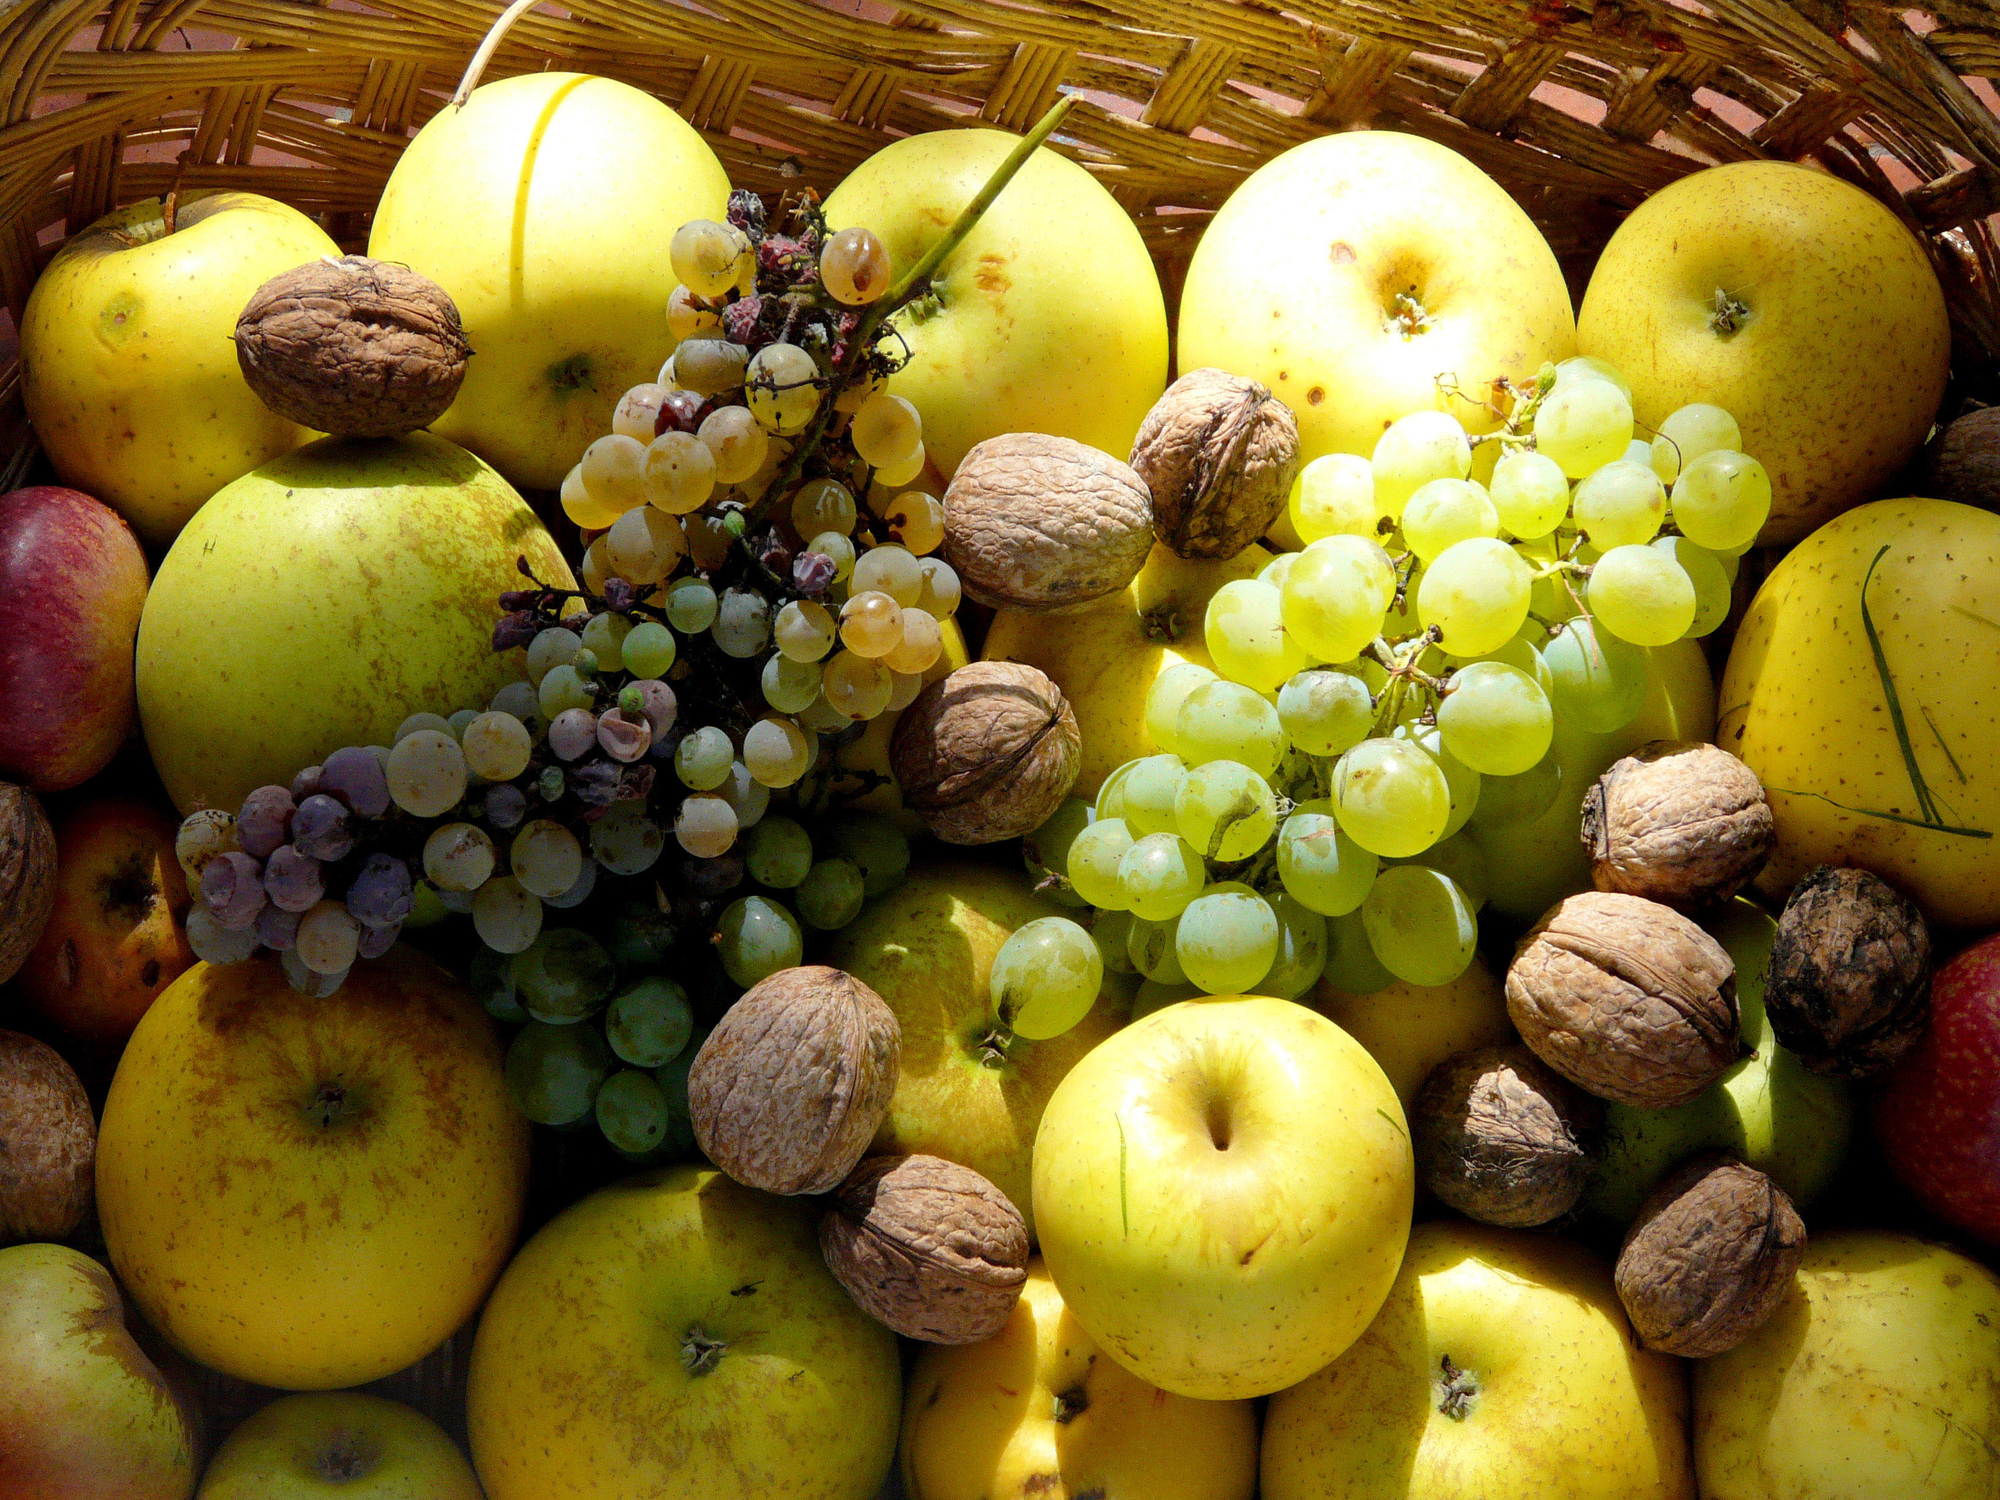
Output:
[0, 485, 149, 793]
[1578, 161, 1949, 545]
[466, 1166, 900, 1500]
[96, 947, 529, 1388]
[368, 71, 730, 489]
[0, 1029, 96, 1244]
[1692, 1230, 2000, 1499]
[1178, 131, 1575, 465]
[1718, 498, 2000, 927]
[195, 1390, 480, 1499]
[1306, 956, 1513, 1112]
[821, 128, 1169, 481]
[1130, 367, 1302, 560]
[16, 793, 194, 1046]
[1262, 1221, 1693, 1500]
[0, 783, 57, 985]
[899, 1256, 1258, 1500]
[135, 432, 570, 815]
[0, 1242, 200, 1498]
[20, 191, 340, 548]
[824, 860, 1130, 1238]
[1875, 930, 2000, 1248]
[1032, 995, 1413, 1400]
[889, 661, 1081, 843]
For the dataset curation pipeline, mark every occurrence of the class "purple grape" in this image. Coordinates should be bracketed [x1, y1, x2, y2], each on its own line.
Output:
[549, 708, 599, 762]
[492, 610, 539, 652]
[569, 761, 621, 806]
[601, 577, 636, 612]
[596, 709, 650, 763]
[292, 794, 355, 861]
[792, 550, 836, 595]
[256, 905, 302, 952]
[201, 852, 267, 930]
[290, 765, 324, 801]
[482, 783, 528, 830]
[656, 390, 704, 435]
[320, 746, 391, 817]
[345, 853, 413, 927]
[356, 921, 401, 960]
[263, 845, 325, 913]
[624, 680, 677, 744]
[235, 786, 295, 859]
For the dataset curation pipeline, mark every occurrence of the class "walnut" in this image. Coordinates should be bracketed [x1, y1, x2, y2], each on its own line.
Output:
[0, 1029, 95, 1245]
[1129, 368, 1301, 559]
[689, 966, 899, 1195]
[1506, 891, 1740, 1108]
[889, 662, 1080, 844]
[234, 255, 470, 437]
[1583, 741, 1774, 909]
[0, 784, 56, 986]
[1764, 866, 1931, 1078]
[1915, 404, 2000, 509]
[942, 433, 1153, 611]
[819, 1154, 1029, 1344]
[1413, 1045, 1602, 1227]
[1615, 1154, 1805, 1358]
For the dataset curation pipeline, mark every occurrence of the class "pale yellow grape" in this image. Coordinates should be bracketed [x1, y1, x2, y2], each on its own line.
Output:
[682, 511, 732, 570]
[561, 463, 622, 529]
[672, 338, 749, 396]
[1332, 736, 1450, 858]
[820, 225, 893, 305]
[613, 382, 670, 441]
[809, 530, 856, 580]
[1488, 449, 1570, 541]
[1553, 355, 1631, 400]
[1394, 721, 1481, 840]
[511, 819, 583, 900]
[1259, 552, 1298, 590]
[1204, 579, 1312, 694]
[1435, 660, 1552, 776]
[1417, 537, 1532, 656]
[1651, 402, 1742, 485]
[386, 729, 467, 818]
[888, 672, 926, 711]
[697, 406, 768, 484]
[396, 712, 452, 741]
[1652, 535, 1732, 637]
[670, 219, 745, 299]
[1360, 864, 1477, 987]
[1282, 540, 1392, 663]
[580, 433, 648, 511]
[664, 577, 719, 633]
[1533, 377, 1632, 478]
[642, 431, 716, 514]
[537, 664, 593, 720]
[526, 627, 581, 687]
[744, 716, 813, 787]
[580, 611, 632, 673]
[834, 369, 886, 415]
[606, 505, 686, 585]
[423, 822, 496, 892]
[579, 536, 611, 593]
[676, 726, 735, 790]
[590, 803, 667, 875]
[851, 391, 923, 470]
[1174, 761, 1278, 863]
[882, 607, 944, 675]
[840, 590, 904, 657]
[791, 477, 858, 538]
[916, 557, 961, 617]
[471, 875, 542, 954]
[1372, 411, 1472, 523]
[746, 343, 821, 434]
[1572, 458, 1666, 549]
[296, 900, 361, 975]
[174, 812, 240, 891]
[762, 654, 822, 713]
[712, 588, 771, 658]
[880, 491, 945, 555]
[715, 762, 770, 832]
[1622, 438, 1655, 468]
[852, 544, 923, 607]
[674, 795, 737, 857]
[1670, 449, 1772, 552]
[797, 695, 848, 734]
[1311, 533, 1397, 610]
[1585, 543, 1696, 646]
[774, 599, 837, 661]
[1289, 452, 1379, 542]
[1401, 478, 1498, 561]
[1175, 678, 1284, 778]
[823, 650, 893, 720]
[462, 711, 533, 781]
[667, 284, 721, 342]
[1143, 661, 1217, 755]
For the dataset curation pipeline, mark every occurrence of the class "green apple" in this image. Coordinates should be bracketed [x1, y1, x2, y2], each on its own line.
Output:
[0, 1242, 201, 1497]
[1579, 162, 1949, 545]
[1263, 1220, 1694, 1500]
[369, 72, 730, 490]
[824, 859, 1130, 1241]
[134, 431, 571, 814]
[822, 128, 1168, 482]
[1581, 898, 1853, 1224]
[21, 192, 339, 548]
[467, 1166, 900, 1500]
[1178, 131, 1574, 469]
[196, 1392, 478, 1499]
[1032, 995, 1413, 1401]
[1694, 1230, 2000, 1499]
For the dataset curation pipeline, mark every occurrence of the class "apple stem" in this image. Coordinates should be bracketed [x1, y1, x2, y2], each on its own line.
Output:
[1710, 287, 1751, 336]
[1435, 1354, 1479, 1420]
[452, 0, 544, 109]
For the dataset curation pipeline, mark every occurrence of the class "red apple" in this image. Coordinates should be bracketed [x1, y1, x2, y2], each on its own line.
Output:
[1875, 932, 2000, 1246]
[0, 487, 149, 792]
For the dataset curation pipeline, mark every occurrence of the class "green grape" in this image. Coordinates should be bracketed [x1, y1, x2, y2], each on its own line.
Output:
[604, 977, 696, 1067]
[744, 816, 813, 888]
[1281, 537, 1394, 663]
[1653, 535, 1732, 637]
[1174, 882, 1279, 995]
[1256, 892, 1328, 1001]
[1438, 660, 1553, 776]
[1117, 832, 1206, 921]
[796, 858, 866, 930]
[469, 945, 525, 1024]
[1091, 908, 1137, 974]
[581, 611, 633, 673]
[665, 578, 720, 634]
[1276, 807, 1378, 916]
[1205, 579, 1312, 694]
[1533, 376, 1633, 478]
[1416, 537, 1531, 657]
[504, 1021, 612, 1127]
[822, 814, 910, 897]
[1067, 818, 1136, 910]
[1670, 449, 1771, 552]
[1400, 478, 1498, 562]
[1332, 737, 1450, 858]
[1176, 681, 1284, 779]
[1131, 979, 1203, 1019]
[1399, 723, 1481, 839]
[513, 928, 617, 1024]
[1143, 662, 1217, 756]
[537, 663, 594, 721]
[1398, 831, 1489, 911]
[1554, 355, 1632, 400]
[1323, 908, 1394, 995]
[1587, 544, 1697, 646]
[1650, 402, 1741, 484]
[717, 896, 803, 985]
[1277, 668, 1375, 758]
[1127, 913, 1187, 983]
[596, 1069, 672, 1157]
[652, 1024, 711, 1148]
[1289, 452, 1380, 542]
[1541, 616, 1646, 733]
[1449, 630, 1555, 698]
[1372, 411, 1472, 522]
[1468, 748, 1563, 830]
[762, 655, 822, 714]
[1093, 760, 1138, 823]
[1360, 864, 1477, 987]
[1572, 459, 1666, 549]
[610, 896, 677, 971]
[1489, 449, 1571, 541]
[1174, 762, 1278, 863]
[990, 916, 1103, 1040]
[1118, 756, 1187, 838]
[1023, 798, 1093, 907]
[1258, 552, 1298, 591]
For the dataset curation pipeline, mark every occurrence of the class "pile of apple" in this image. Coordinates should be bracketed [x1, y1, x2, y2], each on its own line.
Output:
[3, 39, 2000, 1500]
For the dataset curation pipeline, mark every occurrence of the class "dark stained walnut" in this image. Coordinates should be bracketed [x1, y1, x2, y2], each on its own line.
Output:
[0, 1029, 95, 1244]
[1764, 865, 1931, 1078]
[1413, 1045, 1602, 1227]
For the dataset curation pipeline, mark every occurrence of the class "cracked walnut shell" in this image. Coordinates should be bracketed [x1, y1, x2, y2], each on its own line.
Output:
[820, 1154, 1029, 1344]
[1413, 1045, 1601, 1228]
[1129, 367, 1301, 559]
[0, 1028, 95, 1245]
[889, 661, 1080, 844]
[0, 784, 56, 986]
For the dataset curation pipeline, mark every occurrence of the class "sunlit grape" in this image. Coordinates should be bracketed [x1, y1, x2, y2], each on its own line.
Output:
[820, 225, 893, 305]
[1174, 882, 1279, 995]
[1373, 412, 1472, 522]
[851, 392, 922, 470]
[697, 405, 769, 485]
[1205, 579, 1311, 694]
[1401, 478, 1498, 561]
[643, 431, 716, 514]
[1586, 543, 1697, 646]
[1533, 377, 1633, 478]
[990, 917, 1102, 1039]
[746, 343, 821, 434]
[1290, 452, 1380, 542]
[791, 478, 858, 538]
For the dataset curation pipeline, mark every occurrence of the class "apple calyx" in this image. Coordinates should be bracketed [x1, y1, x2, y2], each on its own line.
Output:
[680, 1324, 728, 1376]
[303, 1081, 363, 1130]
[1052, 1385, 1089, 1423]
[972, 1024, 1016, 1069]
[1384, 291, 1436, 340]
[316, 1432, 380, 1483]
[1140, 601, 1185, 642]
[1433, 1353, 1479, 1421]
[1709, 287, 1752, 336]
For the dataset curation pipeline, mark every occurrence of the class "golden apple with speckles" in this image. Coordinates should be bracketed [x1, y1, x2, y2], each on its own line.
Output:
[95, 946, 529, 1390]
[1579, 160, 1948, 544]
[195, 1391, 480, 1500]
[134, 431, 571, 815]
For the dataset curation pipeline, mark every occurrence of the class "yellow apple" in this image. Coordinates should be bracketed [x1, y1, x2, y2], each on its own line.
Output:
[135, 431, 571, 815]
[1694, 1230, 2000, 1499]
[1719, 498, 2000, 927]
[1307, 956, 1513, 1115]
[1179, 132, 1574, 467]
[21, 192, 338, 548]
[95, 947, 529, 1389]
[467, 1166, 899, 1500]
[368, 72, 730, 490]
[1264, 1220, 1694, 1500]
[983, 543, 1269, 797]
[824, 859, 1129, 1241]
[821, 129, 1168, 481]
[1578, 162, 1948, 544]
[901, 1256, 1257, 1500]
[195, 1392, 479, 1500]
[1032, 995, 1413, 1401]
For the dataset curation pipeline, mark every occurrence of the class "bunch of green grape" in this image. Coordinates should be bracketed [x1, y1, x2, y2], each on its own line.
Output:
[1030, 355, 1767, 1002]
